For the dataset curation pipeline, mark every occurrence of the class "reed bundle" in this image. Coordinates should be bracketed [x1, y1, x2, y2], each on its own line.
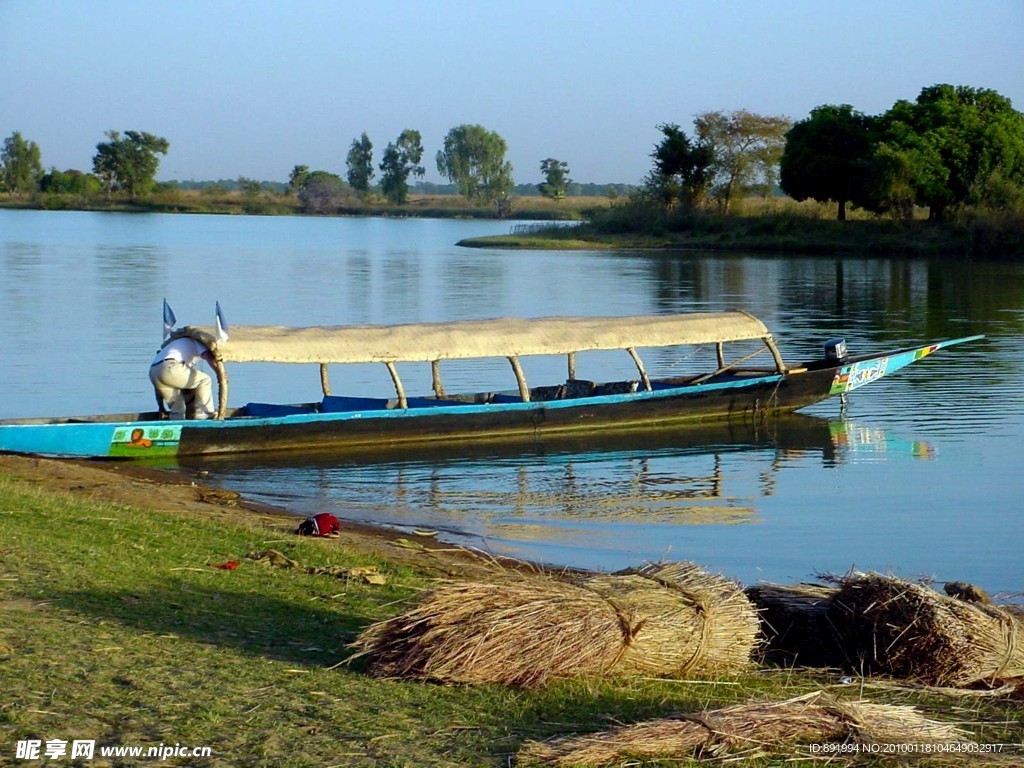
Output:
[517, 691, 969, 766]
[745, 582, 841, 667]
[349, 562, 758, 686]
[585, 562, 760, 676]
[829, 573, 1024, 686]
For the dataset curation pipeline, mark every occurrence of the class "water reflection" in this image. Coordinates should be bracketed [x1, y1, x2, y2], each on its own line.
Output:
[2, 241, 45, 325]
[195, 414, 935, 563]
[381, 253, 422, 318]
[440, 253, 507, 318]
[0, 210, 1020, 588]
[343, 252, 372, 318]
[94, 245, 167, 305]
[829, 420, 936, 462]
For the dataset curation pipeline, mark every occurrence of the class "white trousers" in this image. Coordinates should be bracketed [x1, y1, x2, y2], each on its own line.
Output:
[149, 360, 215, 419]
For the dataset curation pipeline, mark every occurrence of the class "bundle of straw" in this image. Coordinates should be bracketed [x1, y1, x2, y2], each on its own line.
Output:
[349, 562, 758, 686]
[829, 573, 1024, 686]
[584, 562, 760, 677]
[517, 691, 969, 766]
[745, 582, 842, 668]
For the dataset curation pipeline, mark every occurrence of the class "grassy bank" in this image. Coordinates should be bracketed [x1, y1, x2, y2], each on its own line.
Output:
[0, 469, 1021, 766]
[460, 211, 1024, 259]
[0, 190, 606, 221]
[7, 190, 1019, 259]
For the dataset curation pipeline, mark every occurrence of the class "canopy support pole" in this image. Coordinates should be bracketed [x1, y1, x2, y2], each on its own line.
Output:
[716, 342, 725, 369]
[431, 360, 445, 398]
[384, 362, 408, 409]
[626, 347, 652, 391]
[764, 336, 786, 372]
[319, 363, 331, 396]
[508, 356, 531, 402]
[567, 351, 576, 380]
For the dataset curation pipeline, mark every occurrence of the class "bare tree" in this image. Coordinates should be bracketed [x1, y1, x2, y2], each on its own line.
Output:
[694, 110, 791, 213]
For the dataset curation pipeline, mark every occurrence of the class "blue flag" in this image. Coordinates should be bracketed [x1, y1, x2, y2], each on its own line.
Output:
[162, 299, 177, 339]
[215, 301, 229, 342]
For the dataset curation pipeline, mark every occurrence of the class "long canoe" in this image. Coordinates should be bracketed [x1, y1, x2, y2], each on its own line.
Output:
[0, 311, 983, 459]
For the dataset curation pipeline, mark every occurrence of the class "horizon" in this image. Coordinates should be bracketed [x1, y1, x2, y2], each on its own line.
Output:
[2, 1, 1022, 186]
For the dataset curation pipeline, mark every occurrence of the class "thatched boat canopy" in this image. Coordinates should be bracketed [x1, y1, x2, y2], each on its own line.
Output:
[171, 311, 784, 418]
[199, 311, 775, 364]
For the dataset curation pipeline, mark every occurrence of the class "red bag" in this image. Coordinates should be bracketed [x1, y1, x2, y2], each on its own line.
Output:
[296, 513, 341, 537]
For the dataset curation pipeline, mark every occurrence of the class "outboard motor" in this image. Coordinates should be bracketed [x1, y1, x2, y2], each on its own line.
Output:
[824, 338, 848, 364]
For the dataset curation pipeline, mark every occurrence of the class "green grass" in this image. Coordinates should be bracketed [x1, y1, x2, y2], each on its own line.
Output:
[0, 191, 605, 221]
[461, 204, 1024, 259]
[0, 474, 1020, 767]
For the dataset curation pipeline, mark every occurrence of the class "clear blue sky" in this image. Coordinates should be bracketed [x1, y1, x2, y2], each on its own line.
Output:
[2, 1, 1021, 185]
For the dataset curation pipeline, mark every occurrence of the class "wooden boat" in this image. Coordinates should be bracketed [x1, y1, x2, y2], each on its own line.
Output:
[0, 311, 982, 459]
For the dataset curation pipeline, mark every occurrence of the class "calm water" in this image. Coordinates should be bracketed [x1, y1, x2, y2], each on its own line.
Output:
[2, 210, 1022, 592]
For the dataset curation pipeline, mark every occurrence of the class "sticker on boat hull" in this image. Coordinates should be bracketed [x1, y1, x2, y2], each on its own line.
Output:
[108, 425, 182, 457]
[830, 358, 889, 394]
[829, 345, 939, 395]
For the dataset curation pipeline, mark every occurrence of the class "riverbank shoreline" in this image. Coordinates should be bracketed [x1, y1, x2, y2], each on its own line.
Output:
[458, 215, 1024, 259]
[2, 452, 1022, 765]
[0, 191, 596, 221]
[6, 193, 1020, 259]
[0, 453, 521, 580]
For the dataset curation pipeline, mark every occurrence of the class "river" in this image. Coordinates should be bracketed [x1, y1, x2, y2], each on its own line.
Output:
[1, 209, 1021, 592]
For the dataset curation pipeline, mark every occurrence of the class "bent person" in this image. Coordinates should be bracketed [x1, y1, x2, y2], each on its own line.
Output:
[149, 336, 216, 419]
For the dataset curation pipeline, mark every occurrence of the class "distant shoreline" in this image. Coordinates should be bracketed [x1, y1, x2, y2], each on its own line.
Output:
[3, 193, 1020, 259]
[459, 217, 1024, 260]
[0, 191, 600, 221]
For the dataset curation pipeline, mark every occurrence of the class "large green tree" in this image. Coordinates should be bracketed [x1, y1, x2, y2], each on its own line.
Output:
[876, 84, 1024, 220]
[92, 130, 169, 199]
[346, 132, 374, 198]
[1, 131, 44, 194]
[436, 124, 514, 205]
[379, 129, 425, 205]
[694, 110, 791, 213]
[779, 105, 875, 220]
[783, 86, 1024, 221]
[647, 123, 715, 209]
[538, 158, 571, 200]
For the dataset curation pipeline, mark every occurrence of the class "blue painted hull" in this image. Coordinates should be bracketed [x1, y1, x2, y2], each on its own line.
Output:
[0, 336, 983, 459]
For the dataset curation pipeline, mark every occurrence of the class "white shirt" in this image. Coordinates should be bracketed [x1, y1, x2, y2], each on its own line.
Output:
[151, 337, 209, 368]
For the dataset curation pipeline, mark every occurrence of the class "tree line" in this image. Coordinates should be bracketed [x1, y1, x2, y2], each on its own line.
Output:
[4, 83, 1021, 222]
[0, 123, 580, 215]
[645, 84, 1024, 221]
[645, 110, 791, 214]
[781, 84, 1024, 221]
[298, 124, 533, 215]
[163, 178, 629, 198]
[1, 129, 169, 201]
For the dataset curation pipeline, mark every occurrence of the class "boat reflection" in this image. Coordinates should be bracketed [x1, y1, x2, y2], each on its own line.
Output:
[828, 420, 936, 461]
[191, 415, 935, 555]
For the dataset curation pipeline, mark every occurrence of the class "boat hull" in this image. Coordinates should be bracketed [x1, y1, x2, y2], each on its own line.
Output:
[1, 373, 801, 459]
[0, 337, 982, 460]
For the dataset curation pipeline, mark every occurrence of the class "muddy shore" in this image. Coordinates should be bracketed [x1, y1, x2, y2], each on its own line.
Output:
[0, 453, 528, 580]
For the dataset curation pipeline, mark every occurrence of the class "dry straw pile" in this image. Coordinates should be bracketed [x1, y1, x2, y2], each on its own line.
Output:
[349, 561, 759, 686]
[745, 582, 841, 667]
[517, 691, 969, 766]
[829, 573, 1024, 686]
